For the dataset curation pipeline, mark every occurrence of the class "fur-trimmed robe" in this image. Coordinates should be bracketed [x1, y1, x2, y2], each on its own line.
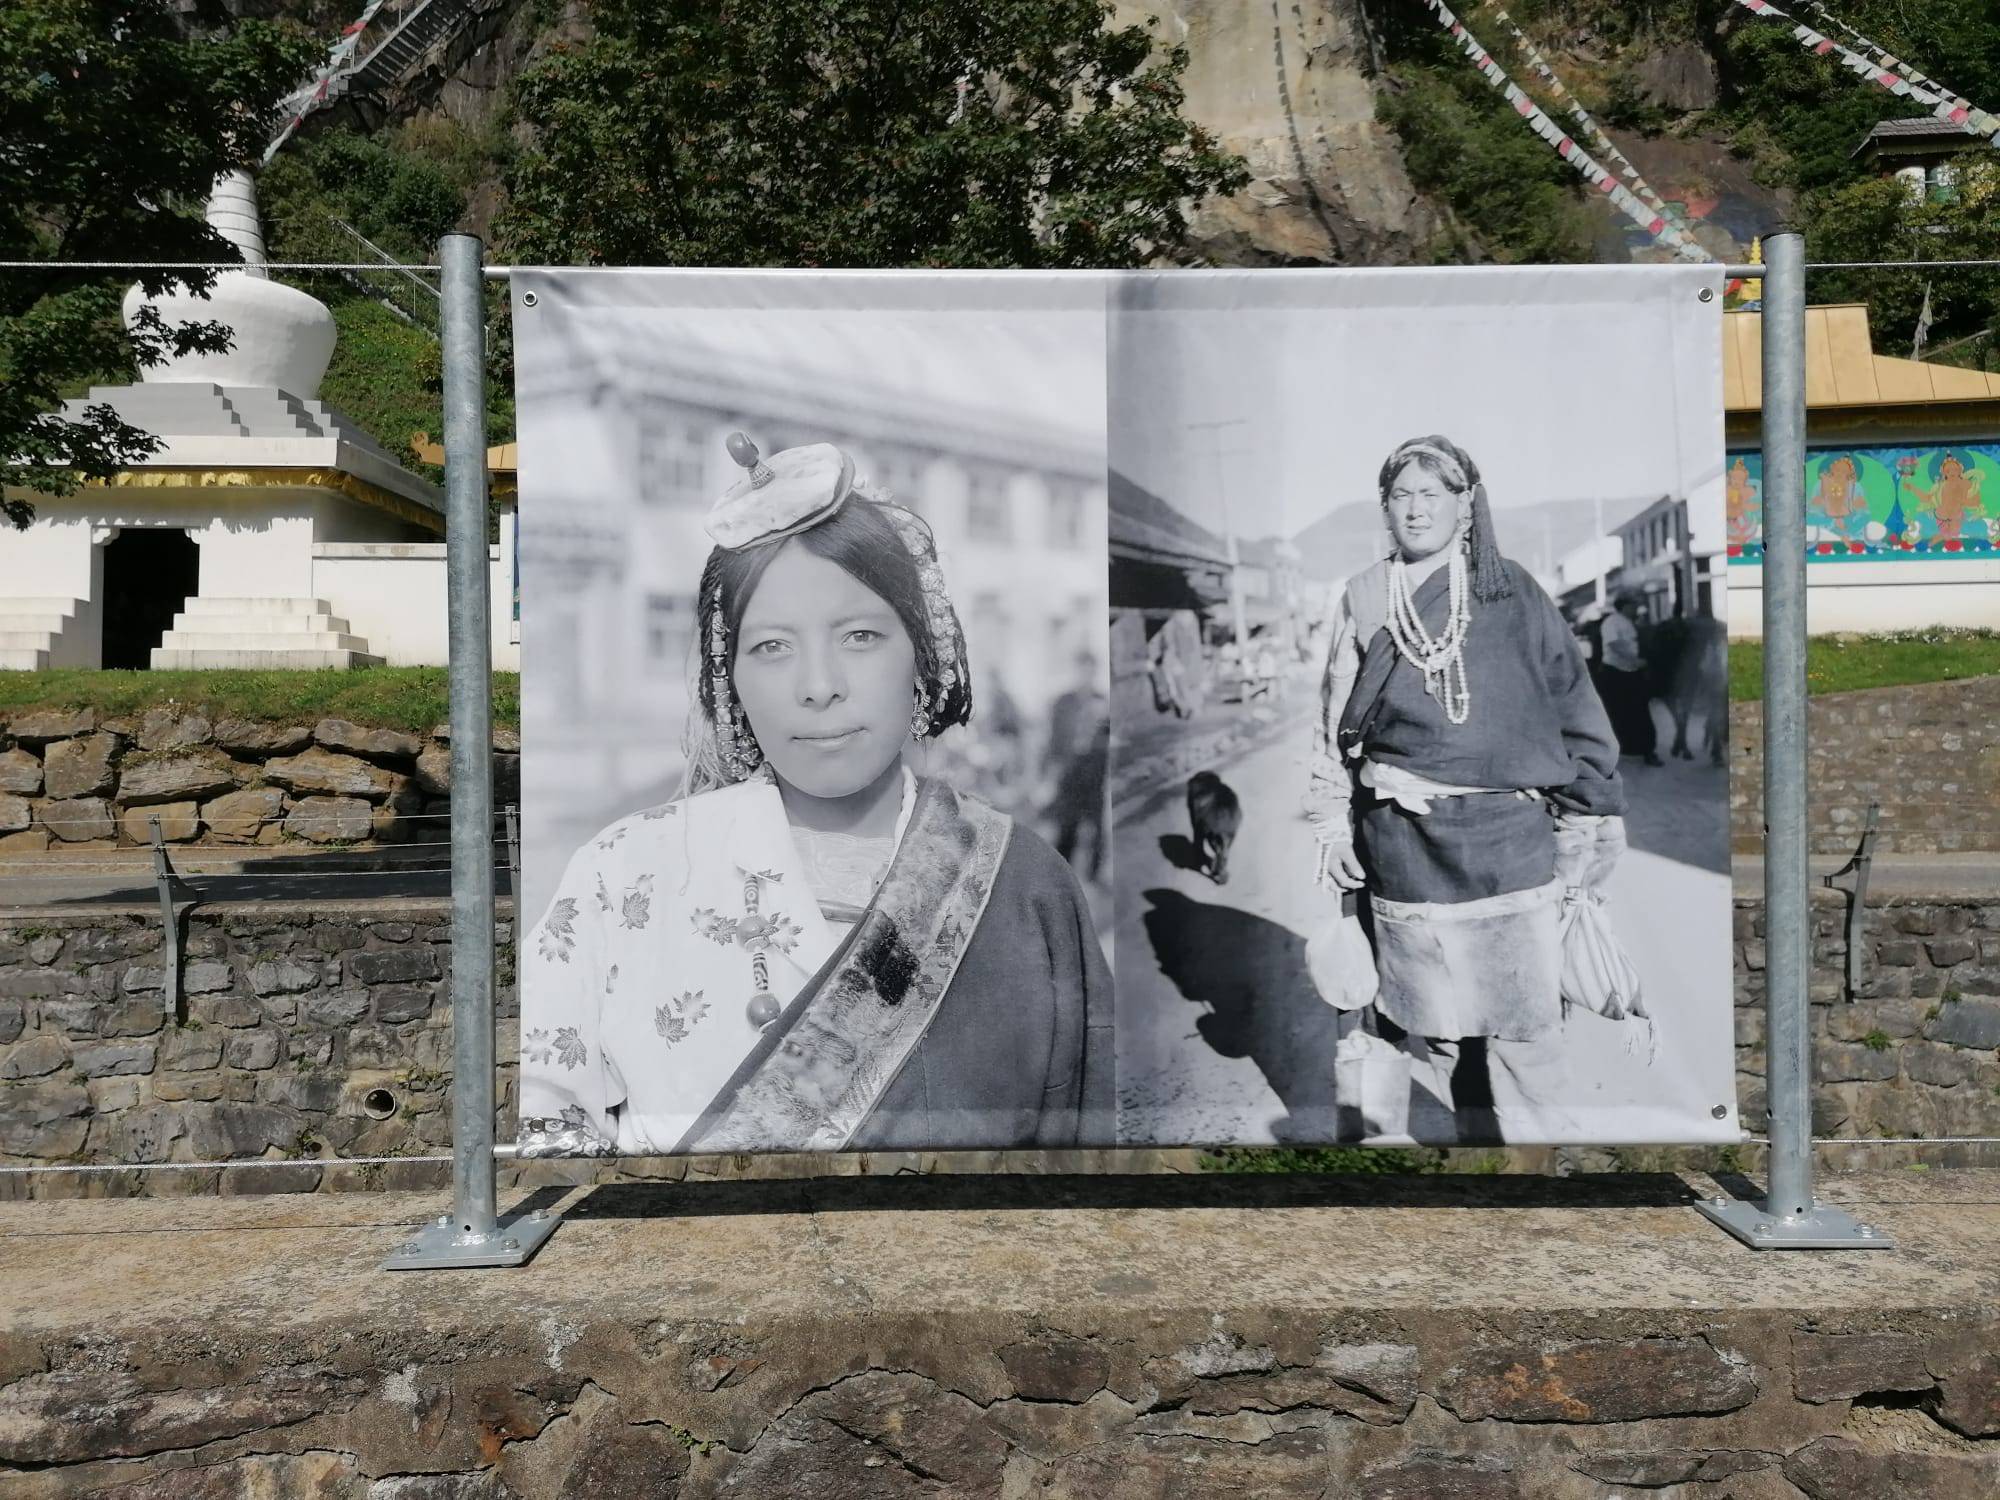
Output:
[518, 773, 1112, 1156]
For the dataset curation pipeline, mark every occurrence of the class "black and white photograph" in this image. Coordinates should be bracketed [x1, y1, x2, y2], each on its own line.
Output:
[511, 272, 1115, 1156]
[1107, 267, 1735, 1148]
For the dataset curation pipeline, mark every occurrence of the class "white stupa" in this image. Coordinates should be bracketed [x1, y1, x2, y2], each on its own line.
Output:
[0, 173, 442, 670]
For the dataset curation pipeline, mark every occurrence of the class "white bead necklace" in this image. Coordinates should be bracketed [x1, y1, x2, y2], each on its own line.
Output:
[1385, 543, 1473, 725]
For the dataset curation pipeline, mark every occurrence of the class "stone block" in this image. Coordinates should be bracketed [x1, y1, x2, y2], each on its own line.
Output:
[349, 947, 439, 985]
[263, 1072, 344, 1113]
[0, 968, 75, 1000]
[1929, 1330, 2000, 1438]
[1903, 1041, 1984, 1089]
[120, 1102, 189, 1164]
[40, 733, 118, 799]
[1784, 1436, 1997, 1499]
[249, 958, 320, 996]
[0, 828, 51, 854]
[211, 719, 313, 756]
[1437, 1336, 1757, 1422]
[37, 796, 114, 842]
[1927, 999, 2000, 1051]
[153, 1071, 225, 1102]
[1823, 997, 1923, 1042]
[288, 1033, 333, 1066]
[0, 748, 42, 794]
[187, 1102, 303, 1158]
[285, 795, 374, 843]
[373, 985, 434, 1024]
[0, 795, 30, 833]
[119, 800, 199, 844]
[301, 988, 370, 1027]
[314, 718, 423, 761]
[225, 1029, 281, 1070]
[1, 1034, 69, 1079]
[6, 708, 95, 742]
[414, 742, 452, 796]
[72, 1040, 156, 1077]
[0, 1001, 21, 1045]
[200, 786, 287, 843]
[136, 708, 213, 751]
[39, 998, 102, 1036]
[70, 927, 161, 963]
[998, 1337, 1111, 1403]
[183, 960, 234, 995]
[1928, 937, 1978, 967]
[265, 747, 399, 801]
[190, 992, 261, 1029]
[160, 1028, 224, 1071]
[0, 1367, 363, 1466]
[1793, 1330, 1932, 1403]
[1356, 1460, 1520, 1500]
[0, 1079, 90, 1155]
[120, 965, 165, 995]
[88, 1075, 141, 1112]
[1813, 1040, 1899, 1084]
[116, 749, 239, 807]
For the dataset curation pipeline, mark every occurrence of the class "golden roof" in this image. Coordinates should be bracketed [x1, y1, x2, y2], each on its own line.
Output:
[1724, 304, 2000, 413]
[410, 432, 519, 472]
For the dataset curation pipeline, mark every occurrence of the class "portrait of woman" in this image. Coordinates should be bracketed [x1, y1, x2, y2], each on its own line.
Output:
[518, 435, 1112, 1157]
[1305, 434, 1629, 1143]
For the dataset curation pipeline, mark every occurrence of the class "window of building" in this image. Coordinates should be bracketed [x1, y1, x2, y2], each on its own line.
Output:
[1046, 480, 1086, 548]
[643, 419, 709, 509]
[967, 471, 1012, 543]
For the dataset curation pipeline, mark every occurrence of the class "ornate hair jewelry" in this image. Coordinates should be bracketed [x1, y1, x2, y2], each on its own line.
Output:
[706, 434, 853, 549]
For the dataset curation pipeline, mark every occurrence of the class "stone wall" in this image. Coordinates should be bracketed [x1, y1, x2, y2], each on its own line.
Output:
[0, 708, 516, 853]
[5, 892, 1999, 1191]
[0, 904, 514, 1195]
[1733, 891, 2000, 1159]
[1729, 676, 2000, 855]
[3, 1175, 1997, 1498]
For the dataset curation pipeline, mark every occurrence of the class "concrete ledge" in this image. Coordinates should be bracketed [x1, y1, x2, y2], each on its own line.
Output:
[2, 1171, 1996, 1496]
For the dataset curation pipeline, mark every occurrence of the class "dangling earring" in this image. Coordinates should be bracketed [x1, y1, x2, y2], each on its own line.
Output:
[910, 689, 933, 742]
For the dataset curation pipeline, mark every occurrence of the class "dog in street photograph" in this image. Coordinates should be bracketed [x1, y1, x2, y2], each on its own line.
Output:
[1186, 770, 1241, 885]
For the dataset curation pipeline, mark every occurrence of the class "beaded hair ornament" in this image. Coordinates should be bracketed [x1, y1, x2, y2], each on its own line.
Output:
[691, 433, 970, 790]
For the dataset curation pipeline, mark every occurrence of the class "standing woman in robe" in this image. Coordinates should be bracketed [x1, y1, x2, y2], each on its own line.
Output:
[519, 436, 1112, 1156]
[1305, 435, 1626, 1142]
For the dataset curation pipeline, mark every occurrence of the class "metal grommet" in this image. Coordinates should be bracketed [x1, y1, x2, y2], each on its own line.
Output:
[522, 290, 539, 308]
[1711, 1104, 1728, 1118]
[1698, 287, 1715, 303]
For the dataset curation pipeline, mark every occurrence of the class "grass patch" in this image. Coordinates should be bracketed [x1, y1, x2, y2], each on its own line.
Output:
[0, 669, 519, 732]
[1728, 630, 2000, 702]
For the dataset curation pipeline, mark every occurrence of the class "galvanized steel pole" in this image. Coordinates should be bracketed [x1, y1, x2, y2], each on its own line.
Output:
[1759, 230, 1813, 1222]
[441, 232, 498, 1243]
[1697, 233, 1887, 1249]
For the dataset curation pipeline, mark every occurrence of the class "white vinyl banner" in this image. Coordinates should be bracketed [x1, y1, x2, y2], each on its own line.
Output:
[512, 265, 1734, 1157]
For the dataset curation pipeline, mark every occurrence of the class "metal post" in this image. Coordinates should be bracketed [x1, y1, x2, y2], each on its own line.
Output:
[1697, 233, 1888, 1250]
[385, 235, 554, 1269]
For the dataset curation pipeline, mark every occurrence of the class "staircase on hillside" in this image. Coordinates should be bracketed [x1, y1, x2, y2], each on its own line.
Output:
[152, 598, 384, 670]
[0, 598, 87, 671]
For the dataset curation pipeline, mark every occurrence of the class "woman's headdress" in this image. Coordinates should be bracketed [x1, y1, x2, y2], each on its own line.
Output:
[688, 433, 971, 791]
[1379, 435, 1513, 602]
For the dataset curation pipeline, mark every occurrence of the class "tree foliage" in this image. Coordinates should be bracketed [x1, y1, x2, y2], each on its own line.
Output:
[498, 0, 1247, 268]
[0, 0, 313, 526]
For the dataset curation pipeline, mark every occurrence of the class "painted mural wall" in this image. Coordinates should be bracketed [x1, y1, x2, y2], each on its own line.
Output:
[1726, 442, 1998, 562]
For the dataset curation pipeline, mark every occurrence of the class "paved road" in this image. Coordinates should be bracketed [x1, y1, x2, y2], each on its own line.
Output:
[1111, 709, 1738, 1150]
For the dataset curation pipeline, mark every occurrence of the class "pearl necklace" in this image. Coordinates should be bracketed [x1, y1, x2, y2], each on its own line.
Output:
[1385, 544, 1473, 725]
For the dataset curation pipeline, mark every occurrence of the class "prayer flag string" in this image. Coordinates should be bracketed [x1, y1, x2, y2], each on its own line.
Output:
[1417, 2, 1712, 262]
[1489, 9, 1689, 227]
[1730, 0, 2000, 142]
[262, 0, 397, 167]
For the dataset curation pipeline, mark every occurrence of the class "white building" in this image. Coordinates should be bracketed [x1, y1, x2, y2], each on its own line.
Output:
[0, 174, 517, 671]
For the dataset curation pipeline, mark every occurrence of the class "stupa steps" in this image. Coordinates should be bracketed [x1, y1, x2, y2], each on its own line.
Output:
[0, 597, 82, 670]
[166, 612, 354, 635]
[150, 648, 385, 670]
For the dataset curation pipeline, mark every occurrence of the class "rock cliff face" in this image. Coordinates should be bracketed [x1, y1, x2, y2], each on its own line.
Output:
[1119, 0, 1436, 265]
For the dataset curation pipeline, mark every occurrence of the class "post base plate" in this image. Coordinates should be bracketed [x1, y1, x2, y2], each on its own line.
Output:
[1694, 1197, 1892, 1250]
[381, 1204, 561, 1269]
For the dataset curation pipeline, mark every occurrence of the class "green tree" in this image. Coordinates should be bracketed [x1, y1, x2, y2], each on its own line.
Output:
[0, 0, 312, 526]
[499, 0, 1247, 268]
[1803, 156, 2000, 369]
